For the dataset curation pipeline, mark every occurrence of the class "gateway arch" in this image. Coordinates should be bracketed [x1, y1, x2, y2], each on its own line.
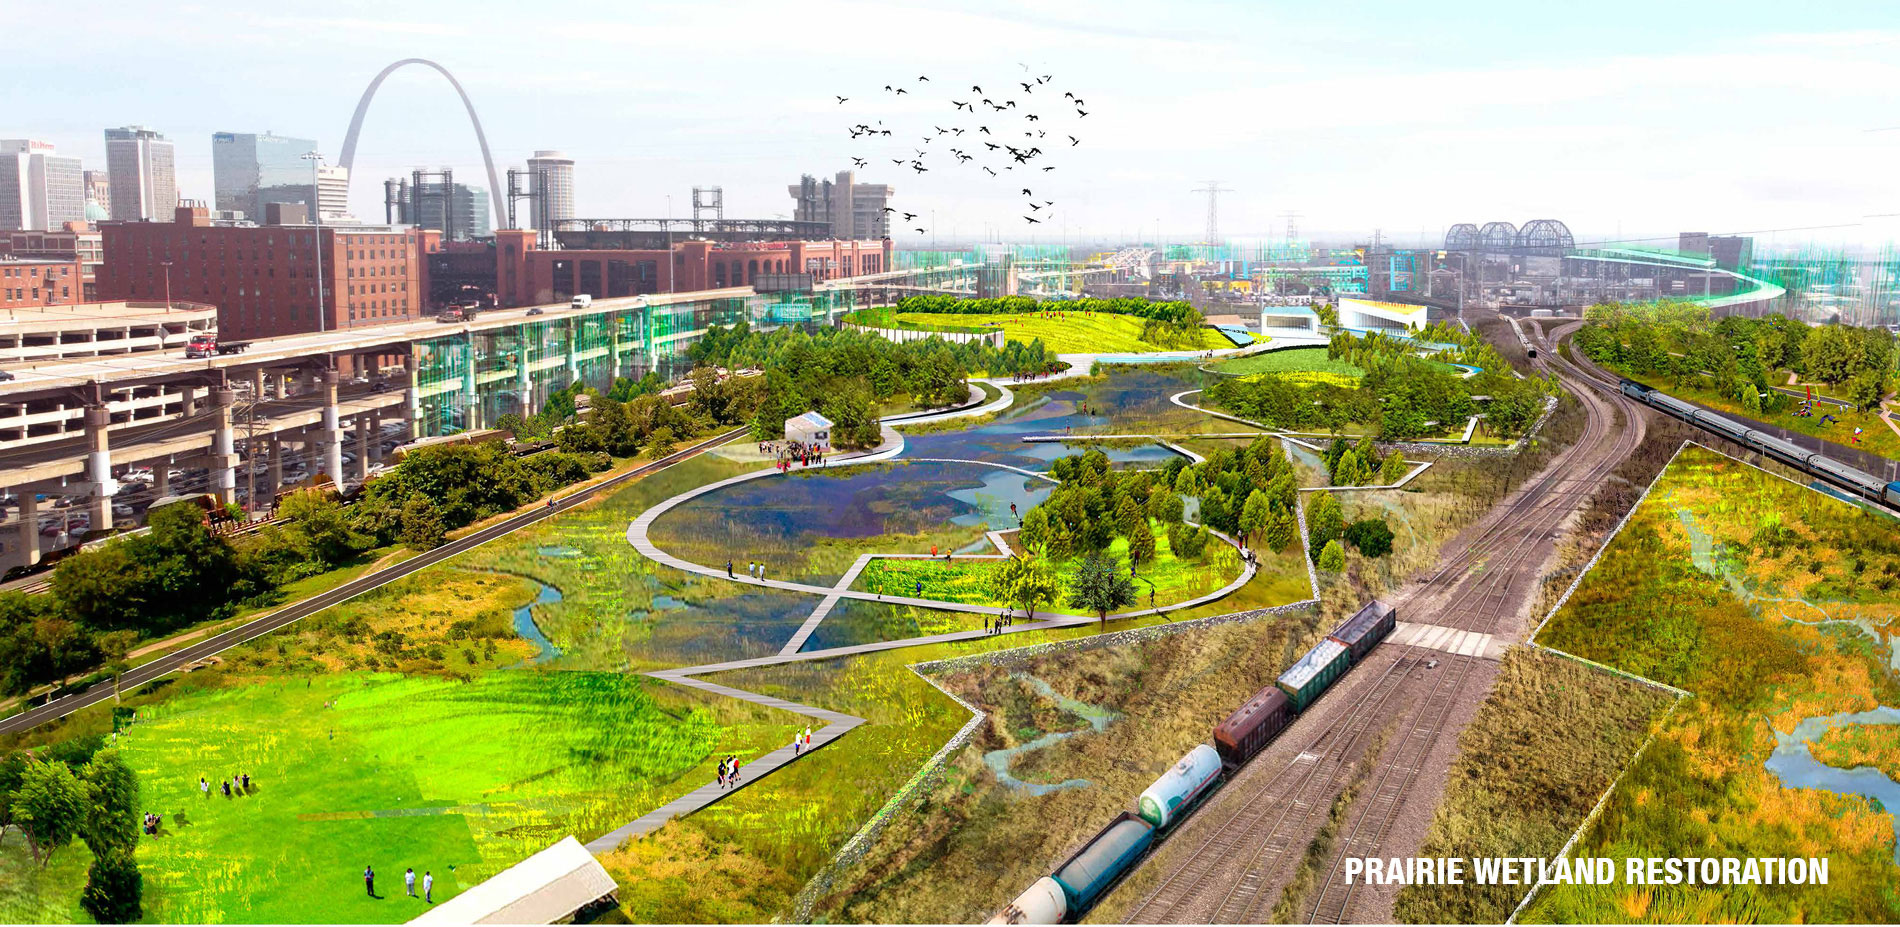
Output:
[339, 58, 508, 225]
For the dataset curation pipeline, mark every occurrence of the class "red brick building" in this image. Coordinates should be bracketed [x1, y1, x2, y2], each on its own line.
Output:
[98, 205, 422, 340]
[489, 229, 889, 308]
[0, 257, 84, 309]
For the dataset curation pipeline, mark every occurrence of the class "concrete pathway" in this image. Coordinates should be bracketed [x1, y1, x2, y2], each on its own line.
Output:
[1391, 620, 1504, 661]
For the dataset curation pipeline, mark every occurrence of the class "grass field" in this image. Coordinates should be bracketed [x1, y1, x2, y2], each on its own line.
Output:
[851, 519, 1246, 613]
[887, 311, 1235, 355]
[1523, 443, 1900, 924]
[1394, 649, 1677, 924]
[1210, 346, 1364, 380]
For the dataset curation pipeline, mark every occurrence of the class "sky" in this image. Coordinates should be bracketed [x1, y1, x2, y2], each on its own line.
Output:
[11, 0, 1900, 249]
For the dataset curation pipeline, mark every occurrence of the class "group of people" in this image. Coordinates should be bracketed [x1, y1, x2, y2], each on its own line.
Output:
[1009, 368, 1058, 383]
[790, 726, 814, 755]
[362, 865, 435, 903]
[716, 755, 744, 789]
[983, 612, 1016, 635]
[200, 772, 255, 799]
[141, 811, 163, 835]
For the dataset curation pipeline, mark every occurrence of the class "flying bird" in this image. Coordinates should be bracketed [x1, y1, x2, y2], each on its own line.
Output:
[1021, 188, 1032, 195]
[979, 126, 991, 135]
[983, 167, 996, 176]
[836, 95, 848, 104]
[1069, 135, 1080, 146]
[953, 100, 972, 111]
[1042, 166, 1055, 171]
[884, 85, 893, 91]
[895, 87, 908, 95]
[913, 163, 928, 172]
[903, 212, 918, 221]
[852, 157, 866, 167]
[1026, 114, 1040, 122]
[915, 228, 926, 233]
[935, 126, 949, 134]
[1024, 216, 1041, 224]
[883, 206, 897, 213]
[1076, 109, 1087, 117]
[1064, 92, 1074, 100]
[984, 142, 1000, 150]
[891, 159, 906, 165]
[972, 85, 983, 93]
[1020, 82, 1034, 92]
[1029, 203, 1043, 211]
[918, 75, 930, 81]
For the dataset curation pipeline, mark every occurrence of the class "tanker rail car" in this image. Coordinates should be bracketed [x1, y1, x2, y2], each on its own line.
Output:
[990, 601, 1398, 924]
[1620, 378, 1900, 509]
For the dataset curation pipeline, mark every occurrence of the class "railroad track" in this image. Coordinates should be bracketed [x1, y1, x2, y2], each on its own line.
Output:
[1297, 319, 1647, 923]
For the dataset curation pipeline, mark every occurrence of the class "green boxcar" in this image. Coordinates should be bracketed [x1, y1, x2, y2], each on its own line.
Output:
[1275, 638, 1349, 711]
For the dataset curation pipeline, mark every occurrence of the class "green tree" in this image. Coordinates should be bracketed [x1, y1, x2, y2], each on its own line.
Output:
[646, 426, 678, 458]
[80, 849, 142, 924]
[79, 749, 137, 856]
[1801, 324, 1864, 385]
[821, 384, 882, 449]
[11, 758, 87, 867]
[1128, 525, 1156, 567]
[1738, 381, 1762, 416]
[1172, 465, 1199, 496]
[1378, 450, 1408, 485]
[1264, 507, 1298, 553]
[1344, 518, 1395, 558]
[987, 553, 1062, 620]
[1066, 555, 1136, 627]
[1145, 489, 1185, 525]
[1306, 491, 1343, 562]
[1268, 470, 1298, 511]
[1849, 370, 1887, 412]
[1113, 496, 1145, 540]
[0, 752, 25, 836]
[1316, 538, 1347, 572]
[398, 496, 446, 551]
[1238, 489, 1273, 545]
[277, 489, 359, 568]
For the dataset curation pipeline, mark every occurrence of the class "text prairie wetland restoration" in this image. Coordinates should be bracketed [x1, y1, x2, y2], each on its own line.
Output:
[1344, 856, 1830, 886]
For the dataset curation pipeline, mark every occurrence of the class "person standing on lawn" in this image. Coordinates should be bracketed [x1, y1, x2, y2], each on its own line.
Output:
[424, 871, 434, 904]
[365, 865, 376, 897]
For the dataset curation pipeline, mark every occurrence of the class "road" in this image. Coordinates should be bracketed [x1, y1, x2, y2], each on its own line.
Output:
[1106, 315, 1646, 924]
[0, 426, 746, 738]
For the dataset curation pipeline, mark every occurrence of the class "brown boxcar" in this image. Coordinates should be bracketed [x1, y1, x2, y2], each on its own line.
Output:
[1212, 684, 1295, 772]
[1327, 600, 1396, 664]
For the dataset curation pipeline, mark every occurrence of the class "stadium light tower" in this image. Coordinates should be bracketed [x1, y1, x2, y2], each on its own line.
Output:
[1191, 181, 1232, 246]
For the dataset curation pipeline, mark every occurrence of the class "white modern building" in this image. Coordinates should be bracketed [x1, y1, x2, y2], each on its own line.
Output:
[526, 150, 574, 230]
[1336, 297, 1428, 332]
[408, 836, 617, 926]
[0, 140, 84, 232]
[104, 126, 176, 221]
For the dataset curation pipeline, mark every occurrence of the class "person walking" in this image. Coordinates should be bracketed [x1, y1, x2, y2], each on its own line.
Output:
[364, 865, 376, 897]
[405, 867, 417, 897]
[423, 871, 434, 904]
[793, 733, 803, 756]
[727, 559, 734, 579]
[803, 726, 812, 748]
[200, 777, 209, 799]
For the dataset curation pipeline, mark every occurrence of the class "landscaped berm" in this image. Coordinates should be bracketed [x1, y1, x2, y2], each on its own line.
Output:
[1525, 442, 1900, 924]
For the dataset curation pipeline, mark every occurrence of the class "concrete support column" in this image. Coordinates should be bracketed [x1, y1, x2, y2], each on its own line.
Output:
[16, 491, 39, 571]
[517, 355, 533, 420]
[268, 438, 283, 504]
[179, 386, 197, 417]
[210, 387, 238, 506]
[403, 351, 421, 442]
[83, 406, 115, 532]
[319, 369, 344, 488]
[355, 416, 370, 482]
[154, 465, 170, 498]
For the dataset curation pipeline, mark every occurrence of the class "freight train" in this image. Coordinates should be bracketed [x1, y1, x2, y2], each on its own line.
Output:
[1619, 378, 1900, 509]
[989, 601, 1398, 924]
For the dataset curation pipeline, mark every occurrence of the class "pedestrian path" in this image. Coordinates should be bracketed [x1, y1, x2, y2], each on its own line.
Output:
[1390, 620, 1504, 660]
[780, 555, 878, 656]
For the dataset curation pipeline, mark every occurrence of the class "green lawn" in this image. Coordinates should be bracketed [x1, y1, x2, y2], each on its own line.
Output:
[886, 311, 1234, 354]
[1210, 347, 1364, 380]
[851, 520, 1244, 612]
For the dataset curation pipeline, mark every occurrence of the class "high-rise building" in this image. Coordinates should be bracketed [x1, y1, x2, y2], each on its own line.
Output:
[788, 170, 893, 240]
[386, 175, 491, 241]
[104, 126, 176, 221]
[526, 150, 574, 230]
[0, 140, 85, 231]
[212, 131, 317, 221]
[317, 165, 351, 221]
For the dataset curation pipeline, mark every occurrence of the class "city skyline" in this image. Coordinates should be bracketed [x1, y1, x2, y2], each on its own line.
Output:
[8, 0, 1900, 247]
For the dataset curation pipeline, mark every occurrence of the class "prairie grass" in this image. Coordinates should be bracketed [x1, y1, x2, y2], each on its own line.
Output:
[889, 311, 1232, 354]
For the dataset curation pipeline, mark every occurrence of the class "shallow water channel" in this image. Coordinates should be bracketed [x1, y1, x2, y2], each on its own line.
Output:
[981, 674, 1120, 796]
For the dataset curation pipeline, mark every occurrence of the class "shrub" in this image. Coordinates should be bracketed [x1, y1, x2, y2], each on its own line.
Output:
[1344, 518, 1395, 558]
[80, 850, 142, 923]
[1317, 539, 1346, 572]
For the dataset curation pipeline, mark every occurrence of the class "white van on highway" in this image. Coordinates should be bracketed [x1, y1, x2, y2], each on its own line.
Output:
[571, 294, 593, 310]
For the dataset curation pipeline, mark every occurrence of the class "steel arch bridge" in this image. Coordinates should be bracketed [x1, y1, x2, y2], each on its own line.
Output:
[339, 58, 507, 224]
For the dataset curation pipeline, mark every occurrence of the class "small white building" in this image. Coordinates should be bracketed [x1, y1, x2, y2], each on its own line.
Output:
[408, 836, 618, 926]
[785, 410, 832, 447]
[1337, 297, 1428, 332]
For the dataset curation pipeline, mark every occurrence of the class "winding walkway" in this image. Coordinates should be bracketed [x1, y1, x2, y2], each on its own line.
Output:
[600, 382, 1265, 847]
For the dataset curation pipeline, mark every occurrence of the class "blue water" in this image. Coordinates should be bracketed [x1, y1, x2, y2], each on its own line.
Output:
[1764, 706, 1900, 863]
[511, 581, 563, 665]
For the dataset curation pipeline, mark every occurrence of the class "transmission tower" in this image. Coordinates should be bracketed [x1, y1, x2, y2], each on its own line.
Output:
[1279, 211, 1302, 241]
[1190, 180, 1232, 245]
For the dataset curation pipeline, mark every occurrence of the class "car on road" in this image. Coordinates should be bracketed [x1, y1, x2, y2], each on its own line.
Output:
[0, 370, 15, 382]
[526, 307, 543, 317]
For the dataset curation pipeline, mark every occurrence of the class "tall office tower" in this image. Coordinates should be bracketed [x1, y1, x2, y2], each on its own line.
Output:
[788, 170, 893, 239]
[317, 165, 351, 221]
[213, 131, 318, 220]
[526, 150, 574, 230]
[104, 126, 176, 221]
[0, 140, 85, 231]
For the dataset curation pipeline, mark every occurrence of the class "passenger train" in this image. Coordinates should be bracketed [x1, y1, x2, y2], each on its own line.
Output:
[988, 602, 1398, 924]
[1619, 378, 1900, 510]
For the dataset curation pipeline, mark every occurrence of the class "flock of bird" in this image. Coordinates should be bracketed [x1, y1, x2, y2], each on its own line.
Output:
[834, 66, 1086, 235]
